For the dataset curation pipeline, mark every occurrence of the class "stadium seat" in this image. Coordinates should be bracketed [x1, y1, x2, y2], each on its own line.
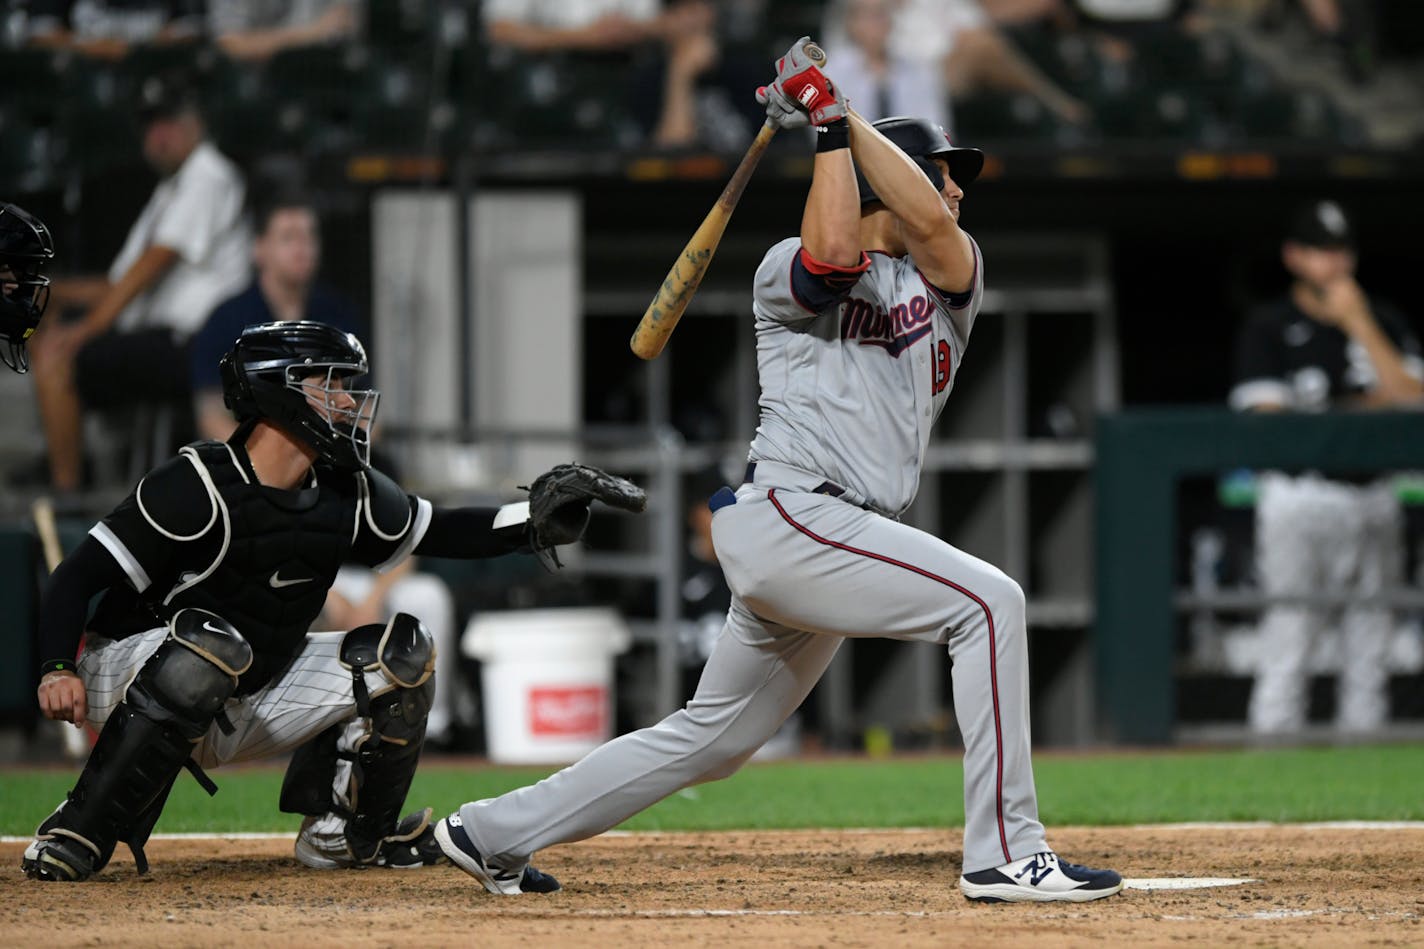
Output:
[56, 101, 140, 176]
[1087, 85, 1210, 143]
[952, 92, 1059, 144]
[467, 49, 634, 151]
[266, 44, 368, 109]
[0, 48, 65, 107]
[115, 42, 215, 88]
[264, 46, 371, 155]
[1235, 88, 1347, 144]
[1010, 26, 1103, 99]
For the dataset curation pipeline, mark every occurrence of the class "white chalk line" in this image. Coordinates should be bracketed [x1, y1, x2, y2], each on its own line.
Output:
[1126, 878, 1255, 890]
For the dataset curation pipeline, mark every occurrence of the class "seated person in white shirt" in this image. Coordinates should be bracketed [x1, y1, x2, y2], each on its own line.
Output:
[30, 72, 251, 495]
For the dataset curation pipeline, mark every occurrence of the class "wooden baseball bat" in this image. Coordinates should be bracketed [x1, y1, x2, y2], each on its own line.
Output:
[630, 41, 826, 361]
[31, 496, 92, 759]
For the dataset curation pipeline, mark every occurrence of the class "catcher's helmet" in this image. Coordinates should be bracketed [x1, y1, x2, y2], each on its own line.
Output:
[0, 202, 55, 373]
[220, 321, 379, 470]
[855, 116, 984, 205]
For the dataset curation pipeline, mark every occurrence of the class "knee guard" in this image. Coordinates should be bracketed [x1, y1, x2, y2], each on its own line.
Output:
[280, 613, 435, 865]
[23, 610, 251, 881]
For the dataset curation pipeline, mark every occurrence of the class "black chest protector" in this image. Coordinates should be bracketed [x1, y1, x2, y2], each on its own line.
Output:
[93, 442, 363, 692]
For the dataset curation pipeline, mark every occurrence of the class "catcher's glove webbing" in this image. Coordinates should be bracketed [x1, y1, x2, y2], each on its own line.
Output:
[526, 462, 647, 569]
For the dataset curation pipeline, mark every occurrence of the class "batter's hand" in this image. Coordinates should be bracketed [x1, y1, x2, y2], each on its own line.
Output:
[772, 36, 844, 126]
[757, 82, 810, 130]
[38, 670, 87, 728]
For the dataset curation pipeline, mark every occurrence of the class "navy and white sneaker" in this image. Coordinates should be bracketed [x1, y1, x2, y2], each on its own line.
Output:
[433, 812, 561, 895]
[960, 851, 1123, 903]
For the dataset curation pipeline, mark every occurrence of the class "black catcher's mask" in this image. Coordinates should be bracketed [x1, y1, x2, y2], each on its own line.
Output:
[219, 321, 379, 470]
[0, 202, 55, 373]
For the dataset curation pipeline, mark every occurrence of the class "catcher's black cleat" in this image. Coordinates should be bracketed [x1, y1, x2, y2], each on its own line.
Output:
[433, 812, 561, 894]
[379, 809, 448, 869]
[22, 833, 100, 882]
[295, 807, 447, 869]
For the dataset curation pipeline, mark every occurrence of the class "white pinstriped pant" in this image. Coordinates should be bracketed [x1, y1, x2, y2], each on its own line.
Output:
[77, 628, 403, 770]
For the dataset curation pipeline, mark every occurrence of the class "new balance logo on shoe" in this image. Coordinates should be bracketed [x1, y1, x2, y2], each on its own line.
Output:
[1014, 852, 1055, 886]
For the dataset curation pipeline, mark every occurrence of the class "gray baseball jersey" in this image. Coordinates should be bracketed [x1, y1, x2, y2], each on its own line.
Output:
[749, 236, 981, 515]
[458, 230, 1051, 876]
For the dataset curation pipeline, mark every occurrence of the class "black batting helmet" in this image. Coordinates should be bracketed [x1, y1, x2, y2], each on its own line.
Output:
[219, 321, 379, 470]
[855, 116, 984, 205]
[0, 202, 55, 373]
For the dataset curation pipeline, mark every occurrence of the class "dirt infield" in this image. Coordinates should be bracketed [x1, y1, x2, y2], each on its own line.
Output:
[5, 827, 1421, 947]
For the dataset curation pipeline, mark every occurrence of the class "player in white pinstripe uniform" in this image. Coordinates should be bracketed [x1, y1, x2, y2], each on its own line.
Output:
[432, 41, 1122, 903]
[23, 321, 604, 884]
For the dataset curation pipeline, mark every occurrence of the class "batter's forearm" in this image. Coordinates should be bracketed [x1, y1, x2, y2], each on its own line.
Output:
[847, 111, 952, 239]
[801, 149, 862, 266]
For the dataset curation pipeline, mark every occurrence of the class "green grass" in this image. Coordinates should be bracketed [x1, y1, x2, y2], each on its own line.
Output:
[3, 745, 1421, 837]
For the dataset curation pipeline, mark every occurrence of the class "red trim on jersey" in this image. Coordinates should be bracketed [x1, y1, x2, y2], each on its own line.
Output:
[765, 488, 1012, 865]
[798, 247, 871, 277]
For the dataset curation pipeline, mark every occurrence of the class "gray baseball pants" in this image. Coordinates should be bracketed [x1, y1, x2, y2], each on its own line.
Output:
[459, 479, 1048, 873]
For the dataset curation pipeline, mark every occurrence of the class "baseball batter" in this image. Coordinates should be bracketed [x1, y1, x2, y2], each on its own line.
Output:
[24, 321, 635, 883]
[434, 40, 1122, 903]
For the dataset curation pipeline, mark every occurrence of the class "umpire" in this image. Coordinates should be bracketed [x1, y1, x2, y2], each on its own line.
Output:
[24, 320, 640, 881]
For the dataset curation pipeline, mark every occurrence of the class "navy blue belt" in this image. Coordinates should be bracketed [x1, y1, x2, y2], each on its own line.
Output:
[743, 462, 848, 499]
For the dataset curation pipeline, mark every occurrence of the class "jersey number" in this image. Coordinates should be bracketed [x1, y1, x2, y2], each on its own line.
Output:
[931, 340, 952, 395]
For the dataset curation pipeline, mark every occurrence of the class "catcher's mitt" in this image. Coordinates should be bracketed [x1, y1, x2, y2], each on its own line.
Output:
[526, 462, 647, 568]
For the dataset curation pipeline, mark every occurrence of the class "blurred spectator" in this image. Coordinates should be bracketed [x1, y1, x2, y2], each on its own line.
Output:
[1060, 0, 1204, 63]
[822, 0, 950, 128]
[978, 0, 1067, 25]
[482, 0, 758, 149]
[25, 0, 202, 59]
[1229, 199, 1423, 736]
[188, 193, 358, 440]
[1269, 0, 1376, 83]
[207, 0, 359, 62]
[30, 72, 249, 494]
[837, 0, 1088, 129]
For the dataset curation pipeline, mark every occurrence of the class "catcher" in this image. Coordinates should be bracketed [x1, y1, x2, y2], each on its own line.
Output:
[0, 201, 55, 373]
[24, 320, 644, 882]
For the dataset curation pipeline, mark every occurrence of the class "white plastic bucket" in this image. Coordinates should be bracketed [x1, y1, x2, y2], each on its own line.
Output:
[461, 607, 632, 764]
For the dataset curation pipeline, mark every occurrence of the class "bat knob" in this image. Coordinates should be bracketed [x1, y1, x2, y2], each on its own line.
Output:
[803, 42, 826, 66]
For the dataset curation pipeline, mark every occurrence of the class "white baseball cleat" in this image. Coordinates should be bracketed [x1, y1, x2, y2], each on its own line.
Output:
[433, 812, 561, 894]
[960, 851, 1123, 903]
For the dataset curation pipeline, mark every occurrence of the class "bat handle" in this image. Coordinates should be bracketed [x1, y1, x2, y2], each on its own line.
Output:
[802, 41, 826, 66]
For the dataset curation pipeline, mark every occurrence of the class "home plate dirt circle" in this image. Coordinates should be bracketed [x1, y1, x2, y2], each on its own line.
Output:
[4, 825, 1420, 948]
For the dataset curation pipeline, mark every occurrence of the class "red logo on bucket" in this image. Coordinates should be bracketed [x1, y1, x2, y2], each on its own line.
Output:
[529, 687, 606, 737]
